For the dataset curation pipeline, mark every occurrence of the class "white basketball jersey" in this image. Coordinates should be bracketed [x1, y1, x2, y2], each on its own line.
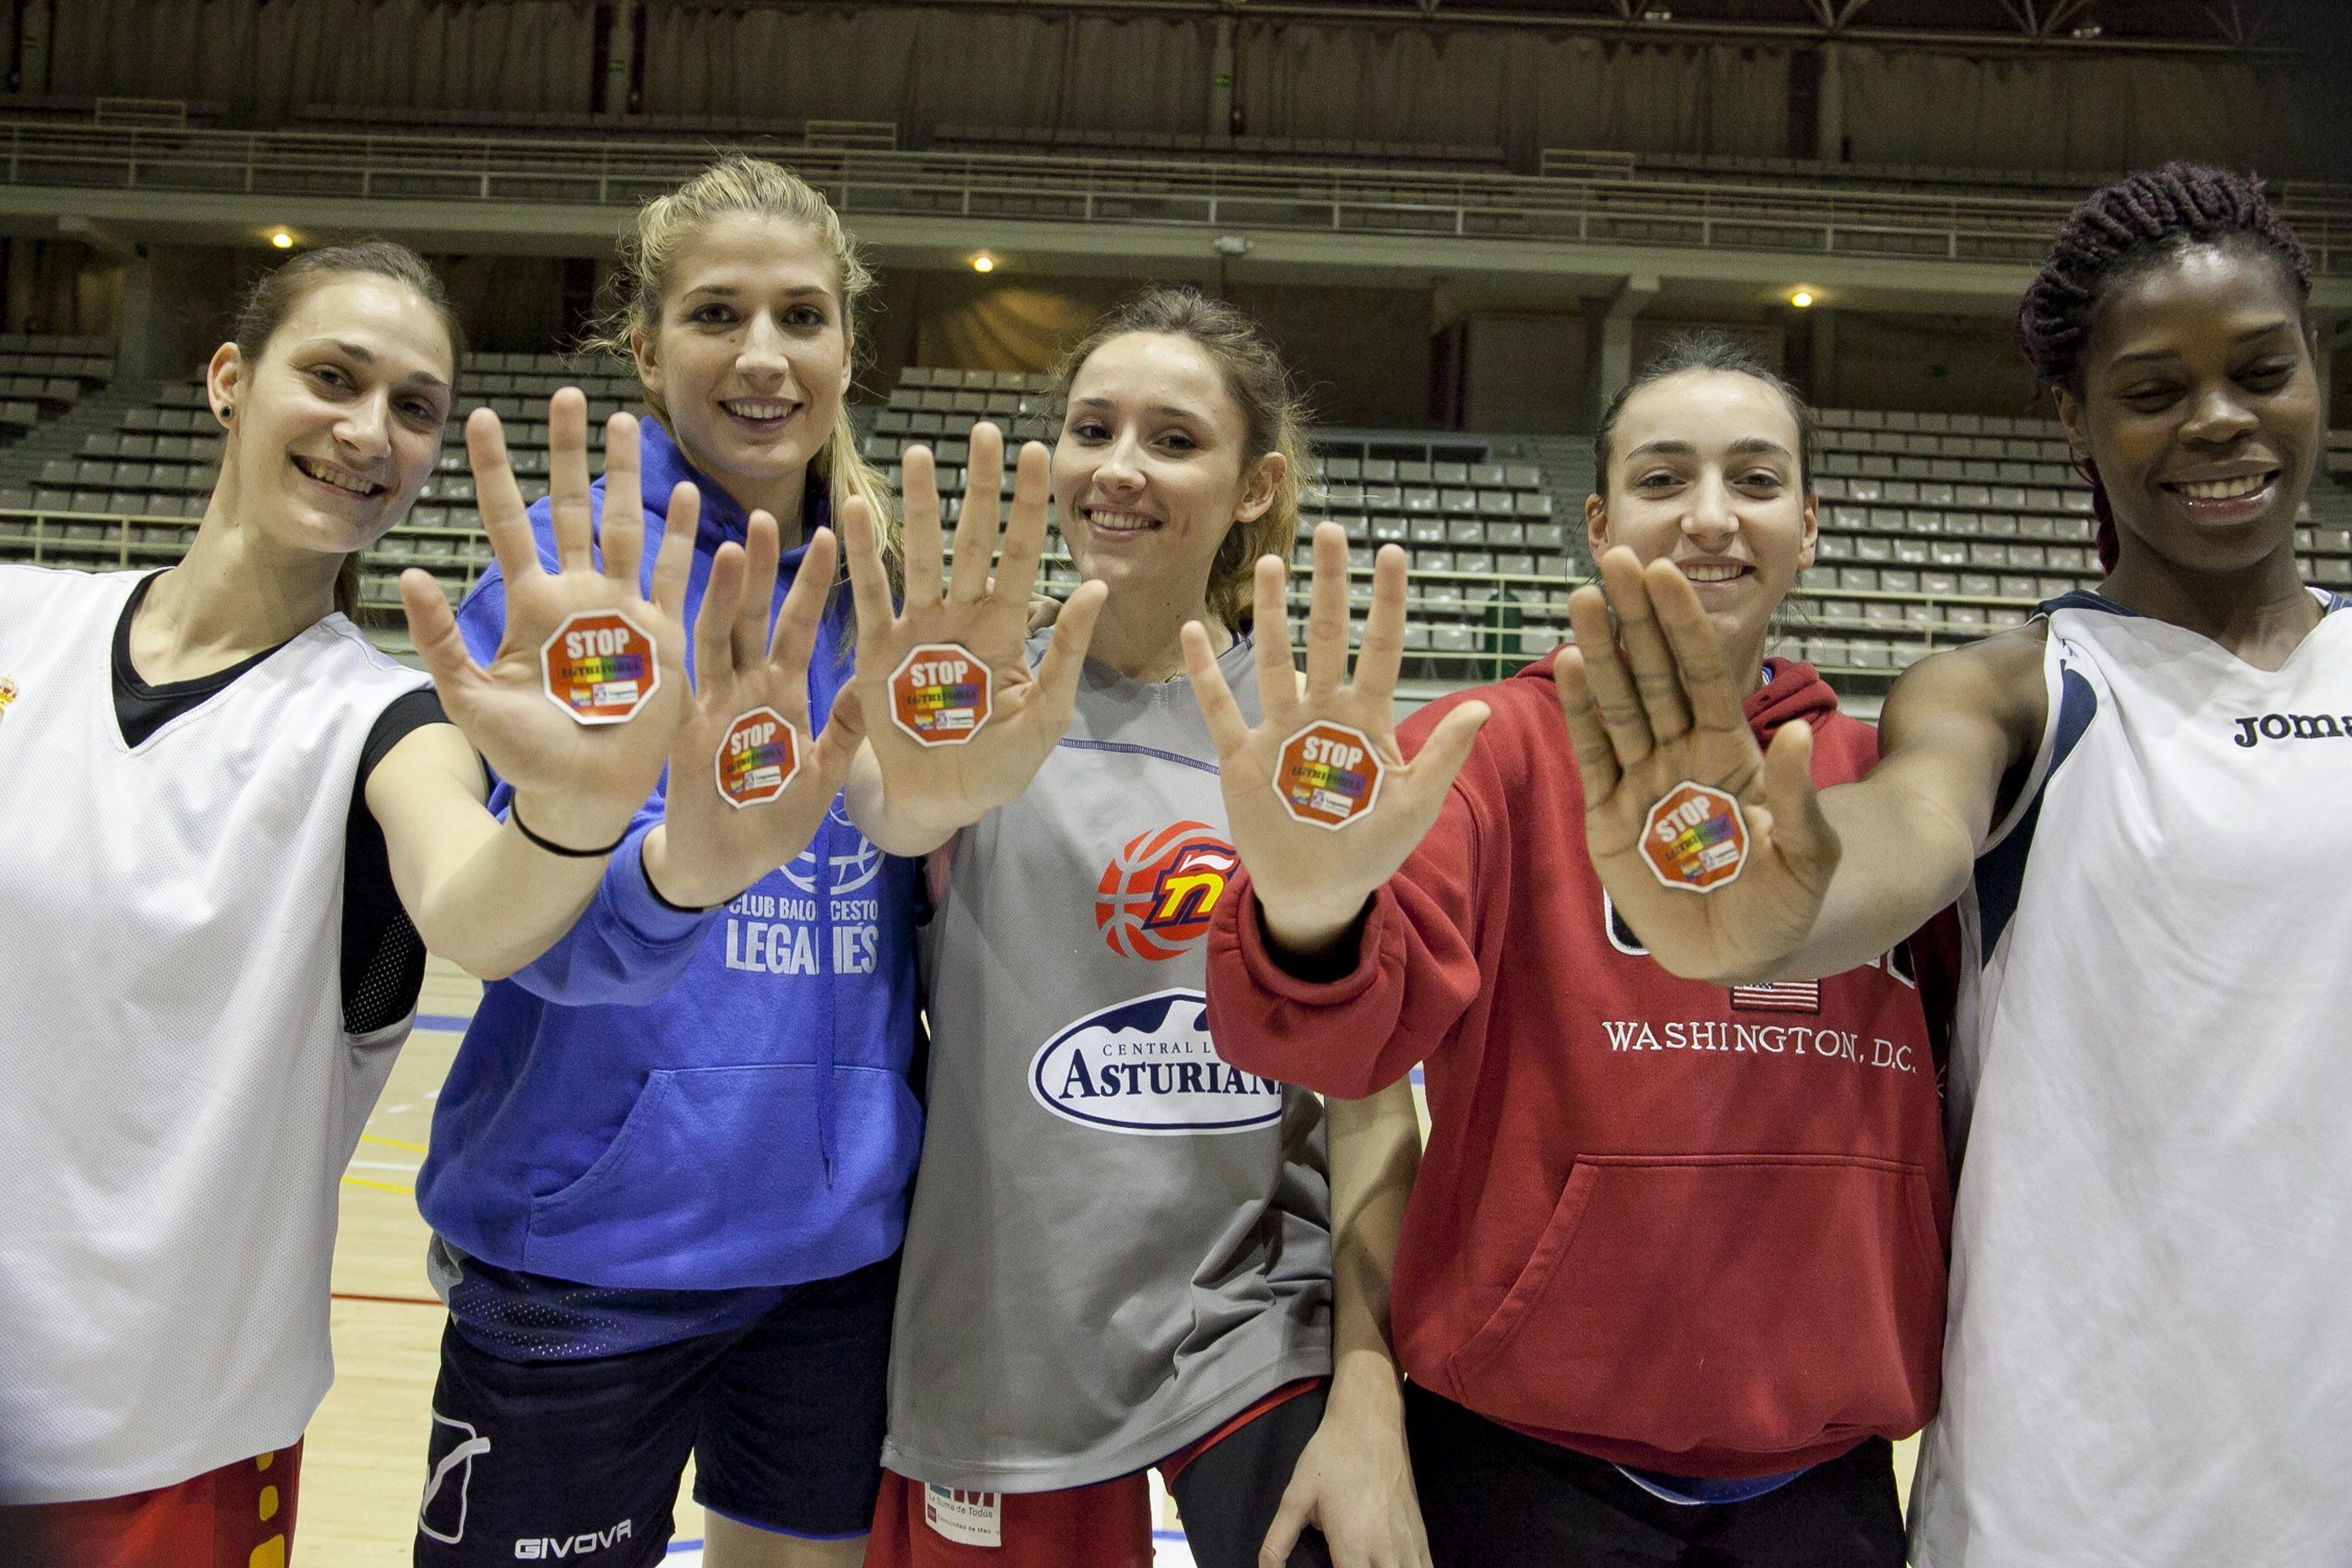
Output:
[0, 566, 428, 1502]
[1912, 591, 2352, 1568]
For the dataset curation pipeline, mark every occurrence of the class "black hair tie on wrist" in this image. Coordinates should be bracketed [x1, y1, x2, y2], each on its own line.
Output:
[509, 798, 627, 858]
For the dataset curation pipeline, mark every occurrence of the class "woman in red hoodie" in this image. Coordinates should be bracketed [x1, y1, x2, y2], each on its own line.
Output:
[1186, 333, 1947, 1567]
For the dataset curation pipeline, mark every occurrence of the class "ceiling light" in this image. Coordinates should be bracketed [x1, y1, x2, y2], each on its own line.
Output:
[270, 231, 294, 249]
[971, 253, 995, 273]
[1790, 290, 1815, 308]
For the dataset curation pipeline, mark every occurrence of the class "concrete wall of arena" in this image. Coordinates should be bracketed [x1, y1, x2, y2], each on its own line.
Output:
[863, 268, 1441, 432]
[19, 1, 2339, 180]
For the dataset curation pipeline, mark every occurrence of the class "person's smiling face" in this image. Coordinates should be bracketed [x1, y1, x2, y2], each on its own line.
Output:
[632, 212, 852, 512]
[1587, 367, 1816, 662]
[2058, 241, 2318, 578]
[1052, 330, 1277, 612]
[212, 272, 454, 556]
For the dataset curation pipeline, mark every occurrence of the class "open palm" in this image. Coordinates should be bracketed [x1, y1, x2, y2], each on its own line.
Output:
[654, 518, 866, 909]
[1553, 547, 1839, 981]
[1185, 524, 1489, 949]
[399, 390, 694, 841]
[841, 422, 1106, 839]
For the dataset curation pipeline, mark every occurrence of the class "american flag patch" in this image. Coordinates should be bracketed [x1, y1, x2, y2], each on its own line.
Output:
[1729, 981, 1821, 1014]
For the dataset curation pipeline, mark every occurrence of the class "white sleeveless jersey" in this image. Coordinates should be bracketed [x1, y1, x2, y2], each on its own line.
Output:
[1912, 590, 2352, 1568]
[0, 565, 429, 1502]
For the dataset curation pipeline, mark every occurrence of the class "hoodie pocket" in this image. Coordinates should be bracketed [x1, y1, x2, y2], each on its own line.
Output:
[1446, 1153, 1944, 1459]
[523, 1063, 921, 1291]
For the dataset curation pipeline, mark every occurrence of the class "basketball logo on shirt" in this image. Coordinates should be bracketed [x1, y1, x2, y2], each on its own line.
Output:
[1095, 822, 1238, 961]
[0, 677, 17, 729]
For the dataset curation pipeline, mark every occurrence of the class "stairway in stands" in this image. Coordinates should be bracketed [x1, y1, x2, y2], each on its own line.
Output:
[1489, 432, 1595, 579]
[0, 381, 163, 498]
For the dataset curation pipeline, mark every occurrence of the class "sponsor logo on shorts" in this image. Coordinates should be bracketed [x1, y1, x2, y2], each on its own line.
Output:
[416, 1412, 492, 1545]
[924, 1484, 1003, 1548]
[1030, 988, 1282, 1135]
[514, 1521, 632, 1559]
[1094, 821, 1237, 961]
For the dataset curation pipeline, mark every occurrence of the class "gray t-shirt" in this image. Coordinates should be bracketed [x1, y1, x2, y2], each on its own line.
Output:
[882, 632, 1333, 1493]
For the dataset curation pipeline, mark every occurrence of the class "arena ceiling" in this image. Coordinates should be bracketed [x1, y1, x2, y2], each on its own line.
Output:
[651, 0, 2337, 54]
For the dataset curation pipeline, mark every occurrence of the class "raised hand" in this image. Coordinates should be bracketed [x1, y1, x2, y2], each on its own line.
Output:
[645, 518, 867, 909]
[399, 389, 694, 850]
[1183, 523, 1489, 956]
[1553, 547, 1838, 981]
[841, 421, 1107, 843]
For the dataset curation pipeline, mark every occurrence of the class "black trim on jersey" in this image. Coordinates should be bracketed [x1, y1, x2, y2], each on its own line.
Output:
[345, 687, 451, 1034]
[1974, 664, 2099, 962]
[110, 571, 448, 1033]
[112, 571, 292, 748]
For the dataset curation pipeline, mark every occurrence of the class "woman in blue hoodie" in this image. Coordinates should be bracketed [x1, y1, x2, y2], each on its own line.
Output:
[413, 158, 917, 1568]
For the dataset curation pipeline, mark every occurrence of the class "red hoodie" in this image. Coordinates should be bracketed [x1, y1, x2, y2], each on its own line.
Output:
[1206, 657, 1949, 1478]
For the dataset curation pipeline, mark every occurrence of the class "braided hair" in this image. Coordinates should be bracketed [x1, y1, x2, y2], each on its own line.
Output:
[2017, 162, 2311, 570]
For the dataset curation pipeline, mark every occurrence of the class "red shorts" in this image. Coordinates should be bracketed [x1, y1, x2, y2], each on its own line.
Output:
[868, 1381, 1317, 1568]
[4, 1442, 302, 1568]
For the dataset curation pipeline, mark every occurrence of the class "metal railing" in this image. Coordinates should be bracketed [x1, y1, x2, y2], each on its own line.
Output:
[3, 119, 2342, 274]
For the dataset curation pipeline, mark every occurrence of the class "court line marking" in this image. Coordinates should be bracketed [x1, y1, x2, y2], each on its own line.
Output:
[332, 1292, 442, 1307]
[417, 1012, 472, 1033]
[363, 1132, 430, 1152]
[340, 1174, 413, 1195]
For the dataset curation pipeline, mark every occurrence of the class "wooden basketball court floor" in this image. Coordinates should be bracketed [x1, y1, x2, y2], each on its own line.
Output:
[310, 958, 1917, 1565]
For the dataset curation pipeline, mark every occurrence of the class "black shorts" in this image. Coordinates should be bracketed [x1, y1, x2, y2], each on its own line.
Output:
[1403, 1381, 1905, 1568]
[1166, 1381, 1334, 1568]
[414, 1254, 897, 1567]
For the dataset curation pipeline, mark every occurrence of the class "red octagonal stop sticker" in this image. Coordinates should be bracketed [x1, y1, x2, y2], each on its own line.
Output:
[1274, 720, 1384, 830]
[889, 643, 992, 746]
[715, 706, 802, 809]
[540, 609, 660, 726]
[1642, 781, 1750, 892]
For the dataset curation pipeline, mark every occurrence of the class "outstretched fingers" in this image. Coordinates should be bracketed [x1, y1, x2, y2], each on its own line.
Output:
[804, 680, 868, 789]
[649, 481, 700, 627]
[768, 526, 839, 694]
[398, 569, 478, 703]
[1550, 644, 1625, 804]
[1183, 619, 1254, 759]
[1646, 558, 1746, 734]
[898, 444, 944, 608]
[694, 541, 749, 695]
[991, 440, 1054, 604]
[1301, 523, 1352, 698]
[946, 422, 1004, 605]
[1596, 547, 1691, 743]
[1250, 553, 1298, 721]
[596, 412, 645, 590]
[542, 389, 596, 574]
[1352, 543, 1410, 702]
[1565, 580, 1654, 770]
[1406, 699, 1490, 797]
[464, 407, 539, 589]
[1030, 578, 1108, 720]
[734, 512, 782, 671]
[840, 494, 896, 663]
[1759, 719, 1838, 892]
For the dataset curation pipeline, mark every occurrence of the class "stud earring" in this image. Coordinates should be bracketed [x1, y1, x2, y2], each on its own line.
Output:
[219, 406, 232, 420]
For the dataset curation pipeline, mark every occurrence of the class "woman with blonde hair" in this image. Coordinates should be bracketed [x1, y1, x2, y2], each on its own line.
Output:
[411, 157, 916, 1568]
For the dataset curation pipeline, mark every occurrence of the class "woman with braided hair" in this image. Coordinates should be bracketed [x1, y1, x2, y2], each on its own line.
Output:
[1540, 161, 2349, 1566]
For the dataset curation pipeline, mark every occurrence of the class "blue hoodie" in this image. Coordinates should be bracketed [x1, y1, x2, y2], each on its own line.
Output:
[417, 420, 923, 1296]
